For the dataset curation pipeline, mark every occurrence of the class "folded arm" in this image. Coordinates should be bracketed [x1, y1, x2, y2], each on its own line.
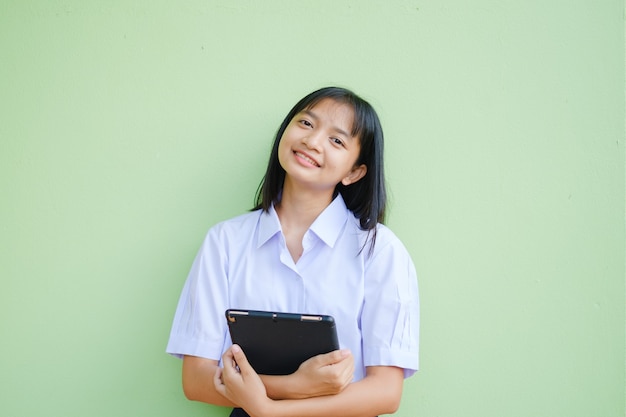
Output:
[182, 347, 354, 406]
[215, 345, 404, 417]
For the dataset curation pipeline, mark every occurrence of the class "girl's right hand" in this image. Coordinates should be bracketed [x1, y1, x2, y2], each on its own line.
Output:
[215, 344, 273, 415]
[289, 349, 354, 398]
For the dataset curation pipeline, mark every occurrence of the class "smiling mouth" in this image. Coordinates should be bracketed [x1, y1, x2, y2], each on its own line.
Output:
[294, 151, 320, 167]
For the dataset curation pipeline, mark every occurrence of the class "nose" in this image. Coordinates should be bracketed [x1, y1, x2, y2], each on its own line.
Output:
[302, 131, 324, 151]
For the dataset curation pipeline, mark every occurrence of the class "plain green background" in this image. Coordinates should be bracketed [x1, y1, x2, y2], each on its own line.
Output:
[1, 1, 624, 416]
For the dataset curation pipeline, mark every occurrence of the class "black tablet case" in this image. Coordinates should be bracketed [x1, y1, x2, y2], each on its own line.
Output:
[225, 309, 339, 375]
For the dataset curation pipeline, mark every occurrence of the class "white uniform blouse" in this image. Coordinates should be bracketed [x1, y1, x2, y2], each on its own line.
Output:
[166, 195, 419, 381]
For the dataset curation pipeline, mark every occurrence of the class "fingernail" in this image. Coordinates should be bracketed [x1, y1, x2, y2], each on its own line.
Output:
[232, 344, 241, 353]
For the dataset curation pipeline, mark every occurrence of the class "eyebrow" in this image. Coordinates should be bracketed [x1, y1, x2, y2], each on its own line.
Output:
[302, 109, 352, 139]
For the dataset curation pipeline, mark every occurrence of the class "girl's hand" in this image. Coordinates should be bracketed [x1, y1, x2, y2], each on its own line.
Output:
[289, 349, 354, 398]
[214, 345, 273, 416]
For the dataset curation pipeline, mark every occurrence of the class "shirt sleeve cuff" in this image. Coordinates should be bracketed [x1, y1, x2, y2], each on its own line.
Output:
[363, 347, 419, 378]
[165, 335, 223, 361]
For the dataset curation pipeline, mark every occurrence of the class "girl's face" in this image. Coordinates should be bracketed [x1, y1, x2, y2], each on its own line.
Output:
[278, 98, 367, 193]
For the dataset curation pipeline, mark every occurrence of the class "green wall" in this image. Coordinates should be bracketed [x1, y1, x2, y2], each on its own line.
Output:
[1, 1, 624, 416]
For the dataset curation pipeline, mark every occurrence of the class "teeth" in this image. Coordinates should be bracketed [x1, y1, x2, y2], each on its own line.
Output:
[296, 152, 319, 167]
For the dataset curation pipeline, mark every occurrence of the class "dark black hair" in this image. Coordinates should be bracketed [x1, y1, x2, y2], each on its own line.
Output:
[253, 86, 387, 250]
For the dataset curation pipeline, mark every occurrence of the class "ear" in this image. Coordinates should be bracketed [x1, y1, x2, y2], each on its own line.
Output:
[341, 164, 367, 186]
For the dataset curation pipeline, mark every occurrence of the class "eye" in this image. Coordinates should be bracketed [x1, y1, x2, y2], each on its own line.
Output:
[299, 119, 313, 128]
[330, 137, 345, 147]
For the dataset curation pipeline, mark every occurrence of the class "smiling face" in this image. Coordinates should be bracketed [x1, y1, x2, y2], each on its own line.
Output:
[277, 98, 367, 195]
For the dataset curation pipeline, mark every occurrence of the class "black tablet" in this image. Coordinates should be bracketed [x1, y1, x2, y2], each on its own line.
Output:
[225, 309, 339, 376]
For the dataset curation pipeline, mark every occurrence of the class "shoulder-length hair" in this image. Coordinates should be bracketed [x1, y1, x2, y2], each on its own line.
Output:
[253, 86, 387, 249]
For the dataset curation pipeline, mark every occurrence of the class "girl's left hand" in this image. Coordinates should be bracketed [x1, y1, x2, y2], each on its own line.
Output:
[214, 345, 273, 416]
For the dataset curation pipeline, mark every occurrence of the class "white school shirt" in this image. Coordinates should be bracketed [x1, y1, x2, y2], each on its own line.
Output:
[166, 195, 419, 381]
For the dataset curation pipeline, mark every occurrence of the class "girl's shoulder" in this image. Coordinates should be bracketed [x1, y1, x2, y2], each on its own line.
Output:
[373, 223, 409, 252]
[206, 209, 263, 238]
[347, 216, 411, 258]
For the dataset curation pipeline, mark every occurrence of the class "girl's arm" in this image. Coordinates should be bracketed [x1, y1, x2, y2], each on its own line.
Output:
[182, 348, 354, 405]
[261, 348, 354, 399]
[215, 345, 404, 417]
[182, 356, 235, 406]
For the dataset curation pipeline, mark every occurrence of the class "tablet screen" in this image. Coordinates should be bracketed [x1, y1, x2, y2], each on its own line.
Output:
[225, 309, 340, 375]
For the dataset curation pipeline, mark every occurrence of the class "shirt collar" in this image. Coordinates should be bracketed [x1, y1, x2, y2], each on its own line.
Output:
[309, 194, 350, 248]
[256, 194, 351, 249]
[257, 205, 282, 248]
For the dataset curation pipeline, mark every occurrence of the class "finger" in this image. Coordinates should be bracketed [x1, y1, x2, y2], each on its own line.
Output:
[229, 344, 254, 375]
[319, 349, 352, 366]
[221, 349, 233, 367]
[221, 348, 241, 379]
[214, 366, 223, 385]
[213, 367, 225, 393]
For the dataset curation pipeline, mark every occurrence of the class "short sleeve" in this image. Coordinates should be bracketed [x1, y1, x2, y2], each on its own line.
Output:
[361, 227, 420, 378]
[166, 226, 230, 360]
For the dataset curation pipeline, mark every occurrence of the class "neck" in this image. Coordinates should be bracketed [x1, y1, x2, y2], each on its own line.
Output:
[275, 178, 335, 230]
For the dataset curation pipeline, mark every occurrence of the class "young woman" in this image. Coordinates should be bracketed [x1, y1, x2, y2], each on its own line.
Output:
[167, 87, 419, 417]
